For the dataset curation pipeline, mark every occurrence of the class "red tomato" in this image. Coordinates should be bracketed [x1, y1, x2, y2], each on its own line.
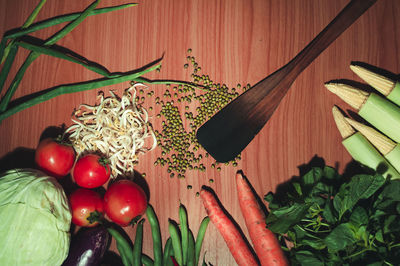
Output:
[73, 154, 111, 188]
[35, 137, 75, 178]
[103, 180, 148, 227]
[69, 188, 104, 227]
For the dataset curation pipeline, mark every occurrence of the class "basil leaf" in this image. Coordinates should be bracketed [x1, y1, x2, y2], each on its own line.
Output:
[294, 250, 324, 266]
[349, 206, 368, 226]
[267, 203, 311, 234]
[324, 223, 356, 251]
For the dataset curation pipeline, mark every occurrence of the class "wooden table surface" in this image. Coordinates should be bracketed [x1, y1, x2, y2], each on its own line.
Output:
[1, 0, 399, 265]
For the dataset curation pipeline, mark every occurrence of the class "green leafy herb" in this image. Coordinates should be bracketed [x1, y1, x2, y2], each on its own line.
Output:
[265, 164, 400, 265]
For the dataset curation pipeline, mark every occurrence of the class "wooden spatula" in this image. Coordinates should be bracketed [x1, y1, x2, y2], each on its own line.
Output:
[196, 0, 377, 163]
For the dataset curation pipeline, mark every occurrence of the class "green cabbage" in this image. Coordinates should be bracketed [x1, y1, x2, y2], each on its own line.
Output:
[0, 168, 72, 265]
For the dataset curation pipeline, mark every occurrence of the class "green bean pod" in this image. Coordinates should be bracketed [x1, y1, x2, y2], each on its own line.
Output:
[107, 227, 133, 266]
[0, 0, 46, 64]
[179, 204, 189, 266]
[195, 217, 210, 266]
[0, 63, 160, 122]
[0, 0, 100, 113]
[187, 229, 195, 266]
[146, 205, 163, 266]
[0, 38, 7, 63]
[0, 44, 18, 94]
[141, 254, 155, 266]
[168, 219, 183, 266]
[162, 237, 173, 266]
[4, 4, 137, 40]
[16, 40, 119, 78]
[45, 0, 100, 45]
[133, 219, 145, 266]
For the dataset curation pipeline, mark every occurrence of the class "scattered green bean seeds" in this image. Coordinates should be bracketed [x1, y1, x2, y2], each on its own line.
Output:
[150, 50, 245, 178]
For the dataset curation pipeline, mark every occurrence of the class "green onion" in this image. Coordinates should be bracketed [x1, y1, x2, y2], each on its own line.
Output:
[0, 64, 160, 122]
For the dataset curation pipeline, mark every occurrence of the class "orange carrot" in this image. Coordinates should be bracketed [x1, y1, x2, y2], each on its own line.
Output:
[236, 171, 288, 266]
[200, 187, 259, 266]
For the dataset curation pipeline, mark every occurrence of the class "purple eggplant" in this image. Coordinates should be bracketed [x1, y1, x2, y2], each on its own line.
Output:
[62, 225, 110, 266]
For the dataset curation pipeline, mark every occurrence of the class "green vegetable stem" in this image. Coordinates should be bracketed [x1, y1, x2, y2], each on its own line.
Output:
[146, 204, 163, 266]
[0, 1, 188, 124]
[0, 64, 161, 122]
[179, 204, 189, 266]
[107, 226, 134, 266]
[194, 217, 210, 266]
[168, 220, 183, 266]
[0, 0, 100, 113]
[133, 219, 145, 266]
[163, 238, 174, 266]
[0, 0, 47, 64]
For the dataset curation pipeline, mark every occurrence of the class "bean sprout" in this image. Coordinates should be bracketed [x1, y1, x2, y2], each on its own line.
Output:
[66, 83, 156, 178]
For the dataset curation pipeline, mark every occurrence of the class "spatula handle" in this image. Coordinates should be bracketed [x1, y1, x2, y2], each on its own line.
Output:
[287, 0, 377, 79]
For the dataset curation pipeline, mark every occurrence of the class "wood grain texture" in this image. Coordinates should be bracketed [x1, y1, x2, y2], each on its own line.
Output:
[1, 0, 399, 265]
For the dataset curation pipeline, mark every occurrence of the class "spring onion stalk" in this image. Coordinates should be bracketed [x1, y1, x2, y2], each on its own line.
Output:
[0, 64, 160, 122]
[0, 0, 100, 113]
[332, 106, 400, 179]
[326, 82, 400, 143]
[350, 63, 400, 107]
[0, 0, 47, 64]
[346, 117, 400, 175]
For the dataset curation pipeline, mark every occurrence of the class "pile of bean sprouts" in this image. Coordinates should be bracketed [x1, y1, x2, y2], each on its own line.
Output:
[66, 83, 157, 178]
